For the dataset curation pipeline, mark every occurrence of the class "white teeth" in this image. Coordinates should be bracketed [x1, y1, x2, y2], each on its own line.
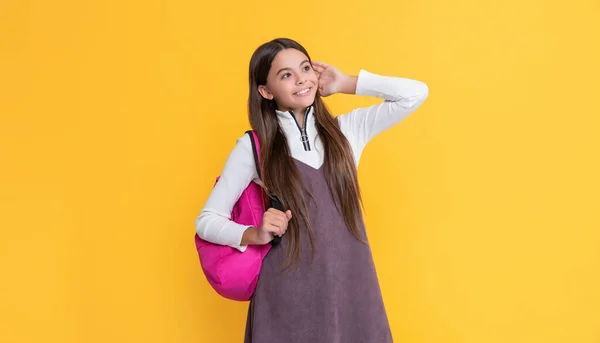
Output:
[296, 88, 309, 95]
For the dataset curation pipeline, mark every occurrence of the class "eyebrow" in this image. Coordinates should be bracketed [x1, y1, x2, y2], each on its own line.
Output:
[276, 59, 310, 76]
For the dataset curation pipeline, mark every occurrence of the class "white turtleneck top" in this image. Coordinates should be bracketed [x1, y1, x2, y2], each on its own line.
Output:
[196, 69, 429, 251]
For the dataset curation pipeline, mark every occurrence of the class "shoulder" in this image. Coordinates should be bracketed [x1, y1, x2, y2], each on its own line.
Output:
[233, 131, 254, 153]
[227, 131, 256, 160]
[219, 131, 259, 183]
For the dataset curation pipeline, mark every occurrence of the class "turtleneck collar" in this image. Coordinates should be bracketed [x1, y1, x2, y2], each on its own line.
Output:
[274, 105, 315, 151]
[275, 105, 314, 127]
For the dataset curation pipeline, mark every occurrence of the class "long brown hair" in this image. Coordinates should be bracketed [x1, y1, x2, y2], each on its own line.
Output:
[248, 38, 366, 269]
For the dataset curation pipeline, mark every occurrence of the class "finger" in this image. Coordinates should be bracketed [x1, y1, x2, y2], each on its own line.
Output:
[312, 61, 328, 68]
[279, 218, 288, 233]
[265, 223, 283, 236]
[279, 214, 290, 234]
[277, 223, 286, 237]
[312, 63, 325, 72]
[266, 208, 283, 218]
[270, 209, 289, 221]
[268, 207, 285, 215]
[267, 210, 291, 232]
[266, 214, 286, 231]
[270, 216, 286, 231]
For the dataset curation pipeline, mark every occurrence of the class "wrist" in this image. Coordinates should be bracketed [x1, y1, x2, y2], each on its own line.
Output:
[241, 226, 269, 245]
[339, 75, 358, 94]
[241, 226, 259, 245]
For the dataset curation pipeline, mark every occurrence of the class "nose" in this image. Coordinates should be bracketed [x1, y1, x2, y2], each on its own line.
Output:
[296, 77, 306, 85]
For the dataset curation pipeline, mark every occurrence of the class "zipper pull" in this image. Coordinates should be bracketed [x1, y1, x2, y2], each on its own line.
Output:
[300, 131, 310, 151]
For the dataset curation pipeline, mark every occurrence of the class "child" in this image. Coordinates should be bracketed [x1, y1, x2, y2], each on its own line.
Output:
[196, 37, 429, 342]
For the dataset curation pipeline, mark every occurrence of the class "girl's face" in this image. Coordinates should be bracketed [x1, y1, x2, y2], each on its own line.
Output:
[258, 48, 319, 113]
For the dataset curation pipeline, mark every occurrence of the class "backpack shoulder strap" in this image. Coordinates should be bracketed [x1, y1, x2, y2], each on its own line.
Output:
[245, 130, 261, 180]
[245, 130, 283, 246]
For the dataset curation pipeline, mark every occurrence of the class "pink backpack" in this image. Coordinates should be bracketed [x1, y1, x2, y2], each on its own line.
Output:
[194, 130, 278, 301]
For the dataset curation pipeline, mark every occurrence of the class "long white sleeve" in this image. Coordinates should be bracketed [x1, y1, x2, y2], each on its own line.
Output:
[195, 134, 258, 252]
[338, 69, 429, 161]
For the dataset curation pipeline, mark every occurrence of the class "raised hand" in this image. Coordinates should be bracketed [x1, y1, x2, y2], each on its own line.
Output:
[312, 61, 357, 97]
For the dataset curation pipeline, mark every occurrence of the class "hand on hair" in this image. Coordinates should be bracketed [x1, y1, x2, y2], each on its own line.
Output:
[312, 61, 357, 97]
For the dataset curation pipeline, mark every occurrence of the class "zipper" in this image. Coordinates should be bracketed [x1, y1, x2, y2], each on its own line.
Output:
[288, 106, 312, 151]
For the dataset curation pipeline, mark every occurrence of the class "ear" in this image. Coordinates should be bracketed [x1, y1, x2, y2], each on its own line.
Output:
[258, 85, 274, 100]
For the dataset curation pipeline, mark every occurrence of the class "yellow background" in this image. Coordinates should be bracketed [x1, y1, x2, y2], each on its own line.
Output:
[1, 0, 599, 342]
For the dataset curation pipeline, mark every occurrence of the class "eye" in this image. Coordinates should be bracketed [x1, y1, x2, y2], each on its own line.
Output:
[282, 73, 291, 79]
[302, 65, 311, 72]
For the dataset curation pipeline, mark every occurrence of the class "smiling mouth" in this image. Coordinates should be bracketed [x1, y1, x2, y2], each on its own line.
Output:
[294, 88, 311, 95]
